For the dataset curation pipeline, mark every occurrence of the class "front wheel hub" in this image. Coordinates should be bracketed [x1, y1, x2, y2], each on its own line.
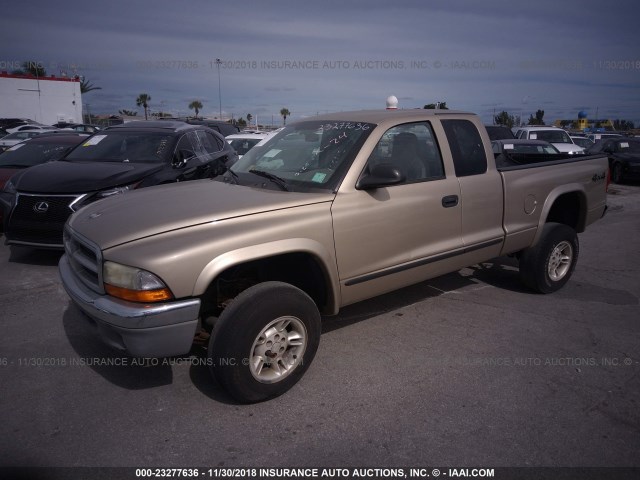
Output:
[249, 316, 307, 384]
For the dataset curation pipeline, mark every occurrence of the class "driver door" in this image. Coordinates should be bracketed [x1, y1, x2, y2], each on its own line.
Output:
[331, 122, 464, 306]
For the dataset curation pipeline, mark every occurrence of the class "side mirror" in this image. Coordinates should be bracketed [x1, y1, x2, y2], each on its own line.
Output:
[173, 149, 196, 167]
[356, 163, 406, 190]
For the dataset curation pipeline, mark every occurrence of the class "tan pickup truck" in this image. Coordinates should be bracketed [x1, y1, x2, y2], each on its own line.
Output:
[59, 110, 609, 402]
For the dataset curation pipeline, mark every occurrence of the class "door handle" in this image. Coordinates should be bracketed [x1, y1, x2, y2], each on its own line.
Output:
[442, 195, 459, 208]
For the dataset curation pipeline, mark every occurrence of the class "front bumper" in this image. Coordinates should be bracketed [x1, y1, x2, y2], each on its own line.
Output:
[59, 254, 201, 357]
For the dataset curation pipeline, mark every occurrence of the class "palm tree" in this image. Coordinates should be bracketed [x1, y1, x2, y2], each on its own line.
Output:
[21, 60, 46, 77]
[80, 79, 102, 94]
[247, 113, 253, 124]
[188, 100, 203, 119]
[280, 108, 290, 126]
[136, 93, 152, 120]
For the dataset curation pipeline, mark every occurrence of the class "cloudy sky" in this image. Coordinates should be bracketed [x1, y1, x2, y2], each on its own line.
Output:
[3, 0, 640, 126]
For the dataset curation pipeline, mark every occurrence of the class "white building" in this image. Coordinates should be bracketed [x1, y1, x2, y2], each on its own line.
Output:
[0, 72, 83, 125]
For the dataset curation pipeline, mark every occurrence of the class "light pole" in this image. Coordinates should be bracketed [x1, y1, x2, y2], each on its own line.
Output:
[520, 95, 530, 127]
[215, 58, 222, 119]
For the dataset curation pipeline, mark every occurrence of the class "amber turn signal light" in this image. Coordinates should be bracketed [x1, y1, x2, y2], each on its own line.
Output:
[104, 283, 174, 303]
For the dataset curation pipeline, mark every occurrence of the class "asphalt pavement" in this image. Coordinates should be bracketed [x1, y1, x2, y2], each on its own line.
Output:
[0, 184, 639, 473]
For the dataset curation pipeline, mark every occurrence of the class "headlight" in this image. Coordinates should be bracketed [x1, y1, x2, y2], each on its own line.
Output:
[71, 183, 138, 212]
[103, 261, 174, 303]
[3, 178, 16, 194]
[96, 184, 137, 199]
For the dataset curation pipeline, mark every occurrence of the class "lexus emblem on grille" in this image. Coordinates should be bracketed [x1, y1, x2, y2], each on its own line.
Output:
[33, 201, 49, 213]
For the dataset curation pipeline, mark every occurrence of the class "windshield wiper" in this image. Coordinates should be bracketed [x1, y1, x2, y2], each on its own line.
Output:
[248, 169, 289, 191]
[226, 167, 240, 183]
[219, 167, 240, 185]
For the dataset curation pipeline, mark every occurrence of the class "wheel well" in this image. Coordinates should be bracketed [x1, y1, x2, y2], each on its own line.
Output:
[200, 253, 330, 323]
[545, 191, 586, 233]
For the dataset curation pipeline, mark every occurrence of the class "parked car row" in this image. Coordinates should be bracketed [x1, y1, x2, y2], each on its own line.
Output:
[0, 121, 237, 247]
[2, 114, 639, 251]
[0, 118, 103, 152]
[586, 137, 640, 183]
[488, 123, 639, 184]
[0, 133, 91, 229]
[512, 126, 584, 154]
[0, 130, 48, 152]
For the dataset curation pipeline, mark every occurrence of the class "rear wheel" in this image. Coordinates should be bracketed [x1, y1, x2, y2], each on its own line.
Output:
[519, 223, 579, 294]
[208, 281, 321, 403]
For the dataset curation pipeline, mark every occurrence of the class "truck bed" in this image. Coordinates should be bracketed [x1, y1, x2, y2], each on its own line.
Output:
[498, 154, 609, 256]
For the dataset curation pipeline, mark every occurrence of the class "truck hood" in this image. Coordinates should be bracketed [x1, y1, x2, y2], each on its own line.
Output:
[14, 160, 163, 193]
[67, 180, 335, 250]
[552, 143, 584, 154]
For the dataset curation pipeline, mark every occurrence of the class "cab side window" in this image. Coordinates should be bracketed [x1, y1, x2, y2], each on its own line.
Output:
[366, 122, 444, 183]
[197, 130, 223, 153]
[174, 132, 201, 163]
[442, 119, 488, 177]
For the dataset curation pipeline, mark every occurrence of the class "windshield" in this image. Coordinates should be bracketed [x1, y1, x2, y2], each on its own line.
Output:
[530, 130, 571, 144]
[571, 137, 593, 149]
[64, 132, 175, 163]
[511, 143, 560, 154]
[228, 120, 375, 191]
[3, 132, 39, 141]
[227, 137, 263, 156]
[0, 142, 73, 168]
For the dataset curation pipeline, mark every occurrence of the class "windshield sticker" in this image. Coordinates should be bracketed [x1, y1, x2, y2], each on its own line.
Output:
[263, 149, 282, 158]
[504, 144, 514, 150]
[258, 158, 284, 169]
[7, 144, 25, 151]
[530, 134, 537, 140]
[82, 135, 107, 146]
[620, 142, 629, 148]
[311, 172, 327, 183]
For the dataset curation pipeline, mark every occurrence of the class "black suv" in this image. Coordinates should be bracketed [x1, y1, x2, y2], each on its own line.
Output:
[186, 119, 240, 137]
[159, 117, 240, 137]
[1, 121, 237, 248]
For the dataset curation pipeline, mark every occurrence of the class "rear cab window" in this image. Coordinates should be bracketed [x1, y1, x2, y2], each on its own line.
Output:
[441, 119, 488, 177]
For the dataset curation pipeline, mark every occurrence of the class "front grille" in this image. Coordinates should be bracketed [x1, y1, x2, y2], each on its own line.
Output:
[63, 226, 104, 294]
[7, 194, 81, 246]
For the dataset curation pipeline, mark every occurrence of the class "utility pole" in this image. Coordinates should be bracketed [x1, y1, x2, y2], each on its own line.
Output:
[215, 58, 222, 119]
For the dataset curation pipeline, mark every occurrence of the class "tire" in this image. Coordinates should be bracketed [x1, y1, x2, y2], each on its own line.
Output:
[208, 281, 321, 403]
[612, 163, 624, 184]
[519, 223, 579, 294]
